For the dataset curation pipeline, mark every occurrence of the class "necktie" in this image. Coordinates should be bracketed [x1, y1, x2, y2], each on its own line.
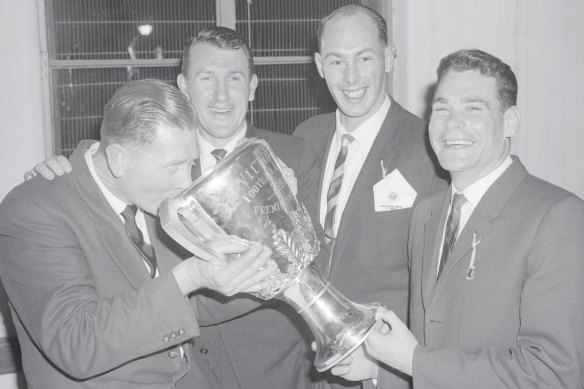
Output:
[211, 148, 228, 162]
[324, 134, 354, 242]
[438, 192, 467, 278]
[121, 205, 157, 278]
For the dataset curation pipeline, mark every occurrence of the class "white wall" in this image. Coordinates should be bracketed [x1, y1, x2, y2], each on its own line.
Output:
[0, 0, 46, 386]
[392, 0, 584, 198]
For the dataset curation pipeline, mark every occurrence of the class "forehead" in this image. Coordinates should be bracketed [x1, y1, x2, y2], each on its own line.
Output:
[435, 70, 499, 103]
[187, 43, 249, 76]
[320, 13, 383, 54]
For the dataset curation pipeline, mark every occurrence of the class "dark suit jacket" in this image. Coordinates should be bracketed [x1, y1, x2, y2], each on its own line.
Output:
[409, 158, 584, 389]
[189, 125, 321, 389]
[0, 142, 210, 388]
[294, 98, 447, 389]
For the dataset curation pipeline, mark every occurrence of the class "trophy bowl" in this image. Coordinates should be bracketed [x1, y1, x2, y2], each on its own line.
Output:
[159, 138, 378, 372]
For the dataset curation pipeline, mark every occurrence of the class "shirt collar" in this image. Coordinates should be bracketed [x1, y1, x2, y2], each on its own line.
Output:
[452, 155, 513, 206]
[84, 142, 127, 215]
[334, 94, 391, 146]
[197, 123, 247, 156]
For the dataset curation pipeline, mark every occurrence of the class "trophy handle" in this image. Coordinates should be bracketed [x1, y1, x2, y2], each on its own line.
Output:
[159, 198, 219, 262]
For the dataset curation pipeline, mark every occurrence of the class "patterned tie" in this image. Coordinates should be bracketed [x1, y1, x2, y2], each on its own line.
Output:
[324, 134, 354, 242]
[438, 192, 467, 278]
[211, 148, 228, 163]
[121, 205, 157, 278]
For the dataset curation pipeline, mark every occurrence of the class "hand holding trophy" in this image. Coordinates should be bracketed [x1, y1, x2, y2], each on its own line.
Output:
[160, 139, 378, 372]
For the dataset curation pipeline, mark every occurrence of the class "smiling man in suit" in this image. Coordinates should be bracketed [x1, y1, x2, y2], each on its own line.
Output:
[354, 49, 584, 388]
[294, 5, 446, 389]
[0, 79, 278, 388]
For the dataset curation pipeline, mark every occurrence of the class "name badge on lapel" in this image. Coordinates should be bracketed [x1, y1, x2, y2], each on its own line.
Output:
[373, 169, 417, 212]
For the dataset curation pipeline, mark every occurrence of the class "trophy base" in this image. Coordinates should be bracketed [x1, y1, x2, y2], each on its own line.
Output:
[314, 313, 377, 372]
[280, 265, 379, 372]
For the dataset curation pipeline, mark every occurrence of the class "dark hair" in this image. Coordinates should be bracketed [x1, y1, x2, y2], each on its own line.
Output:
[100, 79, 197, 148]
[436, 48, 518, 111]
[317, 4, 388, 51]
[181, 26, 255, 78]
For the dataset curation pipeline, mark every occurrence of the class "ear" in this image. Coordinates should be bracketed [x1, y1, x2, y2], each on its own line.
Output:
[177, 73, 190, 101]
[503, 106, 520, 138]
[248, 74, 259, 102]
[314, 52, 325, 79]
[104, 144, 128, 178]
[384, 45, 397, 73]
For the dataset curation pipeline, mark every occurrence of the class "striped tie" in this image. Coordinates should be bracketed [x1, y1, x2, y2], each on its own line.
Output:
[324, 134, 354, 242]
[211, 148, 227, 162]
[437, 192, 467, 278]
[121, 205, 157, 278]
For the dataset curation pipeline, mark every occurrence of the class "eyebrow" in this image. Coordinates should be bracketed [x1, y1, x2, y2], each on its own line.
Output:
[323, 48, 376, 59]
[431, 96, 491, 108]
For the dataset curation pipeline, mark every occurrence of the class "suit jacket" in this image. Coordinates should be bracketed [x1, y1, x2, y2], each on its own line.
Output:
[189, 125, 321, 389]
[294, 98, 447, 389]
[409, 157, 584, 388]
[0, 142, 210, 388]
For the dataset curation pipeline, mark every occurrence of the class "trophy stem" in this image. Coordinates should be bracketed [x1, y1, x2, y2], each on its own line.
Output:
[280, 264, 378, 372]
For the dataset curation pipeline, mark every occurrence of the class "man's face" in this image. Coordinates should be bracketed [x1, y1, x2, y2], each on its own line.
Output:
[119, 127, 198, 215]
[315, 12, 393, 131]
[178, 43, 258, 145]
[429, 70, 518, 188]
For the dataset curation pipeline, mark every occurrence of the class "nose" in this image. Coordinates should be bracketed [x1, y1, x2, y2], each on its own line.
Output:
[343, 60, 358, 85]
[446, 110, 464, 130]
[213, 78, 228, 102]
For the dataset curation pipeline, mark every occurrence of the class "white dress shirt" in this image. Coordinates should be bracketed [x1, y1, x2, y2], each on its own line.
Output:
[197, 125, 246, 174]
[319, 95, 391, 233]
[437, 155, 513, 274]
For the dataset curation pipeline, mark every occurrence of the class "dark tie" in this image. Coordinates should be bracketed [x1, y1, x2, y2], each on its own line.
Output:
[438, 192, 467, 278]
[211, 148, 228, 163]
[324, 134, 354, 242]
[121, 205, 157, 278]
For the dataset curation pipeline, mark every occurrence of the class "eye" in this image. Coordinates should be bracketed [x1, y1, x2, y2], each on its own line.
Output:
[466, 105, 482, 112]
[360, 56, 373, 63]
[328, 59, 343, 66]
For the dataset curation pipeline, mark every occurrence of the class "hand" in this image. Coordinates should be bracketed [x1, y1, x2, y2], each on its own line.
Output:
[275, 157, 297, 196]
[364, 308, 418, 376]
[24, 155, 71, 181]
[173, 235, 278, 296]
[330, 344, 379, 382]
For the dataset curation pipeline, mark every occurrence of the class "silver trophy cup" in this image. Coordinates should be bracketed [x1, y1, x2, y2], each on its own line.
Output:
[159, 139, 378, 371]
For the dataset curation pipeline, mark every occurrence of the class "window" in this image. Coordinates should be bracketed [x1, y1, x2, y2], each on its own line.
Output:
[45, 0, 361, 155]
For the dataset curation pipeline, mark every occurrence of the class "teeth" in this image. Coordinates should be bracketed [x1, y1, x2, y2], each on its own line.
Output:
[445, 140, 473, 146]
[343, 88, 366, 99]
[211, 108, 230, 113]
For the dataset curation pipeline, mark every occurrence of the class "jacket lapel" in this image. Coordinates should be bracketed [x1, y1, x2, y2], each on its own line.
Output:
[433, 158, 529, 286]
[421, 192, 449, 304]
[68, 141, 151, 288]
[331, 99, 403, 275]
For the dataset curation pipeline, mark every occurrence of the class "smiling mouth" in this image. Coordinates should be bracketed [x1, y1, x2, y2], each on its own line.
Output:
[343, 87, 367, 100]
[210, 108, 231, 114]
[444, 139, 473, 147]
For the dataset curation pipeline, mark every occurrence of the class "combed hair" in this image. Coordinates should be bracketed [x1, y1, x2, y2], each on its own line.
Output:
[317, 4, 388, 51]
[100, 79, 198, 148]
[436, 49, 518, 111]
[181, 26, 255, 78]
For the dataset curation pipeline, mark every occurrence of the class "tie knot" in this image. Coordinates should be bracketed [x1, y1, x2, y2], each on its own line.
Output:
[121, 204, 138, 221]
[452, 192, 467, 210]
[341, 134, 354, 148]
[211, 148, 228, 162]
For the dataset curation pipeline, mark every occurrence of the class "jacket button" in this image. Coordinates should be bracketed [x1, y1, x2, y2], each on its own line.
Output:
[178, 328, 185, 336]
[163, 335, 170, 343]
[170, 331, 177, 339]
[168, 350, 179, 359]
[200, 347, 208, 355]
